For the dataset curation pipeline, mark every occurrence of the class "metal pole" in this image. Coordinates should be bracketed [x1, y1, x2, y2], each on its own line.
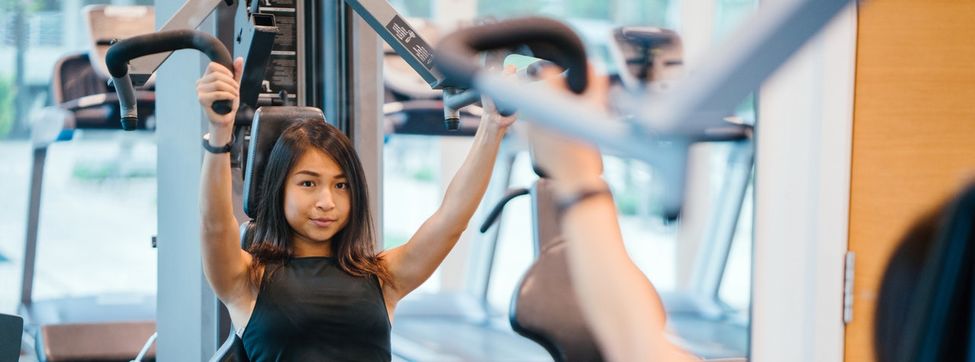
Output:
[154, 0, 218, 359]
[20, 147, 47, 309]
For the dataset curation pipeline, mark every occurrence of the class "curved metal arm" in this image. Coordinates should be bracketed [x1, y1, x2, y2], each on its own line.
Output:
[480, 188, 531, 233]
[106, 29, 234, 130]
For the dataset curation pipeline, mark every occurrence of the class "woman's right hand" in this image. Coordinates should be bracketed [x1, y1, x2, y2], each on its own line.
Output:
[524, 62, 609, 193]
[196, 57, 244, 129]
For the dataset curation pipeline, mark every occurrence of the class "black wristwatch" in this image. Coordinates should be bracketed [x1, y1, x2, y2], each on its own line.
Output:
[202, 133, 235, 154]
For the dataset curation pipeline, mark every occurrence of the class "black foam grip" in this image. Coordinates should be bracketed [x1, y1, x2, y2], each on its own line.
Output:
[212, 100, 233, 115]
[121, 116, 139, 131]
[434, 17, 589, 94]
[106, 29, 234, 115]
[106, 29, 233, 77]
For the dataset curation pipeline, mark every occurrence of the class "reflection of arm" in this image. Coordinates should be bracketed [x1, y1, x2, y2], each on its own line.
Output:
[527, 64, 694, 362]
[556, 178, 694, 362]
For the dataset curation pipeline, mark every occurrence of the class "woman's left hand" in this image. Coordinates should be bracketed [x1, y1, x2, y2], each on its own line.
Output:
[480, 65, 518, 131]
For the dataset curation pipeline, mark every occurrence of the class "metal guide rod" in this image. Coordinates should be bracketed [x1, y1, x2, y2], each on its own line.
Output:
[344, 0, 445, 88]
[640, 0, 852, 134]
[346, 0, 483, 129]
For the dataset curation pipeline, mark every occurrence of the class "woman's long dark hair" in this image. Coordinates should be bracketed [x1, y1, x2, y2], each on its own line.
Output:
[874, 198, 974, 361]
[874, 209, 941, 361]
[247, 119, 392, 286]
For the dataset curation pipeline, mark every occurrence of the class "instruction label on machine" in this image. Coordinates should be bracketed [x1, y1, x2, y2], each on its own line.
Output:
[385, 15, 435, 71]
[258, 0, 299, 102]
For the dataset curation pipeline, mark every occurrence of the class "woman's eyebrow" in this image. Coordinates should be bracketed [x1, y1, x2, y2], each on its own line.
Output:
[293, 170, 347, 180]
[293, 170, 321, 178]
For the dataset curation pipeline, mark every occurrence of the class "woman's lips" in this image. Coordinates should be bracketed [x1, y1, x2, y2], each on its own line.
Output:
[311, 218, 336, 228]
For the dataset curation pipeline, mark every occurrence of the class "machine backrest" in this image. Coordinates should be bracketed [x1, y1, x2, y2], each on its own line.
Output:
[52, 53, 107, 105]
[49, 51, 157, 130]
[241, 106, 327, 248]
[44, 6, 155, 131]
[83, 5, 155, 80]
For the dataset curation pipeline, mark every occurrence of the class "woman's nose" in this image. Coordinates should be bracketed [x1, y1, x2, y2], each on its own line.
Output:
[316, 190, 336, 210]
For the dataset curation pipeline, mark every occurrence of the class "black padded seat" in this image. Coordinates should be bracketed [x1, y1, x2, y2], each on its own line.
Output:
[239, 106, 326, 250]
[242, 107, 327, 217]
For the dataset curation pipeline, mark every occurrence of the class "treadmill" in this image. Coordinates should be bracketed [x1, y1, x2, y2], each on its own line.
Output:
[19, 6, 158, 361]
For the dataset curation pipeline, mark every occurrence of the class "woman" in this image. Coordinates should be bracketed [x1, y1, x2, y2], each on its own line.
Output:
[196, 58, 515, 361]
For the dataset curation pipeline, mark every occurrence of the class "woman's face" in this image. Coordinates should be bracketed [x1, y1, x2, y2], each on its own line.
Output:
[283, 149, 351, 246]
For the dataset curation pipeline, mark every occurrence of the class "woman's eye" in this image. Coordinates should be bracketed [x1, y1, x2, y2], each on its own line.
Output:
[300, 180, 316, 187]
[336, 182, 349, 190]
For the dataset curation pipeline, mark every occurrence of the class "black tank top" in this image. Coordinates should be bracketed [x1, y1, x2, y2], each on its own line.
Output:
[241, 257, 392, 361]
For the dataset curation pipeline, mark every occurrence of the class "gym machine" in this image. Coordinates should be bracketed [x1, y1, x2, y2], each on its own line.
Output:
[104, 0, 549, 360]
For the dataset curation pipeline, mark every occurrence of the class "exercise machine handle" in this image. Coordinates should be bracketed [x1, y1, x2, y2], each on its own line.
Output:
[479, 188, 531, 233]
[106, 29, 234, 131]
[434, 17, 589, 95]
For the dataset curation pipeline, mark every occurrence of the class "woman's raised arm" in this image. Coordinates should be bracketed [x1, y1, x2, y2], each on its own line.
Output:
[197, 58, 254, 305]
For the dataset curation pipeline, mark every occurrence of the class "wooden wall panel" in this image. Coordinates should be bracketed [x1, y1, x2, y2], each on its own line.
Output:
[847, 2, 975, 361]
